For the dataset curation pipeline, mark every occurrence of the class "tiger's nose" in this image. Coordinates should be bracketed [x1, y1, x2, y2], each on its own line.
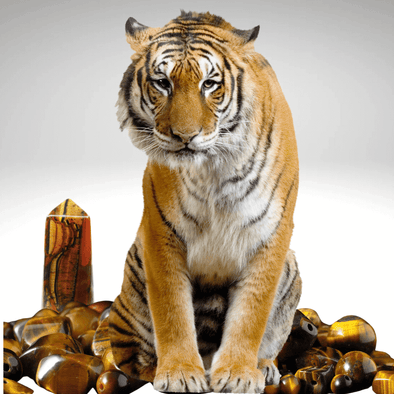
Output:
[170, 127, 201, 143]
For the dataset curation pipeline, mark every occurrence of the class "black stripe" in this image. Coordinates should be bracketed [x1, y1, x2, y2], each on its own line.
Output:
[133, 245, 143, 269]
[179, 174, 206, 203]
[124, 268, 148, 305]
[150, 177, 185, 244]
[126, 255, 145, 289]
[108, 322, 134, 337]
[178, 196, 202, 229]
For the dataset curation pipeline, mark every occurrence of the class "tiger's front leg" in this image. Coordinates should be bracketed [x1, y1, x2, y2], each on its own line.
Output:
[210, 240, 297, 393]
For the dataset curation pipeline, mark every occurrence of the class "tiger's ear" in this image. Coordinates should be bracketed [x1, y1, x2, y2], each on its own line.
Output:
[232, 25, 260, 44]
[125, 17, 160, 51]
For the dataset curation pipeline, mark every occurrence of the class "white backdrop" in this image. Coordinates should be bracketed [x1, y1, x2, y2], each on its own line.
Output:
[1, 1, 393, 393]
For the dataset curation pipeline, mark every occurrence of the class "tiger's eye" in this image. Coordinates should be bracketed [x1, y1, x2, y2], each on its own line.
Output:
[3, 378, 34, 394]
[3, 349, 23, 382]
[335, 351, 377, 390]
[96, 370, 146, 394]
[88, 301, 113, 315]
[60, 305, 99, 339]
[372, 370, 394, 394]
[280, 373, 301, 394]
[92, 317, 111, 358]
[156, 78, 171, 90]
[330, 374, 353, 393]
[327, 315, 376, 354]
[298, 308, 323, 328]
[203, 79, 216, 89]
[295, 364, 335, 394]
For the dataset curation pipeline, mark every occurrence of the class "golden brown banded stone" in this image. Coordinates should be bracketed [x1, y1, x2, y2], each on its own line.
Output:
[29, 332, 84, 353]
[335, 351, 377, 390]
[78, 330, 96, 355]
[12, 318, 29, 343]
[264, 383, 280, 394]
[3, 349, 23, 382]
[96, 370, 146, 394]
[371, 351, 394, 372]
[88, 301, 113, 314]
[372, 370, 394, 394]
[295, 364, 335, 394]
[316, 324, 330, 348]
[4, 322, 15, 340]
[43, 199, 93, 312]
[298, 308, 323, 328]
[101, 348, 118, 372]
[3, 338, 23, 356]
[295, 347, 342, 370]
[92, 318, 110, 358]
[280, 373, 301, 394]
[36, 353, 103, 394]
[20, 315, 71, 350]
[330, 374, 353, 393]
[60, 306, 99, 339]
[279, 310, 318, 361]
[3, 378, 34, 394]
[33, 309, 59, 318]
[327, 315, 377, 354]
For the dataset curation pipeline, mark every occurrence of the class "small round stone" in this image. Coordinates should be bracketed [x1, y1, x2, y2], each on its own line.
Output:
[280, 373, 301, 394]
[331, 374, 353, 393]
[96, 370, 146, 394]
[3, 349, 23, 381]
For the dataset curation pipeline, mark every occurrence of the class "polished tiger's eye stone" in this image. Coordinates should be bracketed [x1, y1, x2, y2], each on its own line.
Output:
[264, 383, 280, 394]
[279, 310, 318, 361]
[43, 199, 93, 312]
[92, 318, 111, 358]
[280, 373, 301, 394]
[335, 351, 377, 390]
[96, 370, 146, 394]
[88, 301, 113, 314]
[12, 318, 29, 343]
[3, 339, 23, 357]
[60, 305, 100, 339]
[295, 364, 335, 394]
[316, 324, 330, 348]
[101, 348, 118, 371]
[99, 307, 111, 323]
[3, 378, 34, 394]
[371, 351, 394, 371]
[327, 315, 377, 354]
[330, 374, 353, 393]
[20, 315, 71, 350]
[4, 322, 15, 340]
[295, 347, 343, 370]
[372, 370, 394, 394]
[4, 349, 23, 382]
[298, 308, 323, 328]
[60, 301, 87, 315]
[36, 353, 104, 394]
[29, 332, 84, 353]
[34, 308, 59, 318]
[78, 330, 96, 355]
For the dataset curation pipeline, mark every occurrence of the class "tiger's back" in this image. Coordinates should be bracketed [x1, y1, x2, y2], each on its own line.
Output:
[109, 11, 301, 393]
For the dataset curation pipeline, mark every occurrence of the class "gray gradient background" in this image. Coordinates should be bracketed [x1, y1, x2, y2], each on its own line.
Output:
[1, 1, 393, 393]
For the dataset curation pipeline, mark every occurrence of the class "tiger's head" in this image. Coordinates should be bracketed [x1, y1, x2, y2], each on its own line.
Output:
[117, 11, 265, 169]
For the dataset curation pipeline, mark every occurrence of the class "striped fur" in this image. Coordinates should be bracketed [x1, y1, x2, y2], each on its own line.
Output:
[109, 11, 301, 393]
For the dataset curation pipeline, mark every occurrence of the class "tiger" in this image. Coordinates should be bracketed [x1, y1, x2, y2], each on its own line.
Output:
[108, 11, 302, 393]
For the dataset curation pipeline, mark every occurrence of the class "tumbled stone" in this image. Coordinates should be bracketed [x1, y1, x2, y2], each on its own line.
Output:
[96, 370, 146, 394]
[29, 332, 84, 353]
[88, 301, 113, 314]
[327, 315, 376, 354]
[60, 306, 99, 339]
[264, 383, 280, 394]
[335, 351, 377, 391]
[101, 348, 118, 371]
[3, 378, 34, 394]
[372, 370, 394, 394]
[20, 315, 71, 350]
[33, 308, 59, 318]
[4, 349, 23, 382]
[99, 307, 111, 324]
[295, 347, 343, 370]
[316, 324, 330, 348]
[278, 310, 318, 361]
[371, 351, 394, 372]
[12, 318, 29, 343]
[280, 373, 301, 394]
[331, 374, 353, 393]
[92, 318, 111, 358]
[3, 338, 23, 357]
[36, 353, 104, 394]
[4, 322, 15, 340]
[43, 199, 93, 312]
[295, 364, 335, 394]
[298, 308, 323, 328]
[59, 301, 87, 315]
[78, 330, 96, 355]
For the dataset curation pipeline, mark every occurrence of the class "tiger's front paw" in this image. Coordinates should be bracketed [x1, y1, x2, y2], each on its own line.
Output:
[154, 363, 209, 393]
[210, 365, 266, 393]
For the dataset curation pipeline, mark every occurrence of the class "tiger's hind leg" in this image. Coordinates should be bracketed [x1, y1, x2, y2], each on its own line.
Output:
[108, 243, 157, 383]
[257, 249, 302, 385]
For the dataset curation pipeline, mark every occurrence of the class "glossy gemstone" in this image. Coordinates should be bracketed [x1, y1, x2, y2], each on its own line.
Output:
[88, 301, 113, 314]
[3, 349, 23, 381]
[60, 306, 99, 339]
[36, 353, 104, 394]
[372, 370, 394, 394]
[3, 378, 34, 394]
[316, 324, 330, 348]
[4, 322, 15, 340]
[264, 383, 280, 394]
[33, 309, 59, 318]
[12, 318, 29, 343]
[92, 318, 111, 358]
[330, 374, 353, 393]
[298, 308, 323, 328]
[78, 330, 96, 355]
[20, 315, 71, 350]
[295, 364, 335, 394]
[280, 373, 301, 394]
[335, 351, 377, 390]
[371, 351, 394, 372]
[101, 348, 118, 371]
[96, 370, 146, 394]
[327, 315, 376, 354]
[43, 199, 93, 312]
[278, 310, 318, 361]
[295, 347, 343, 370]
[3, 338, 22, 357]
